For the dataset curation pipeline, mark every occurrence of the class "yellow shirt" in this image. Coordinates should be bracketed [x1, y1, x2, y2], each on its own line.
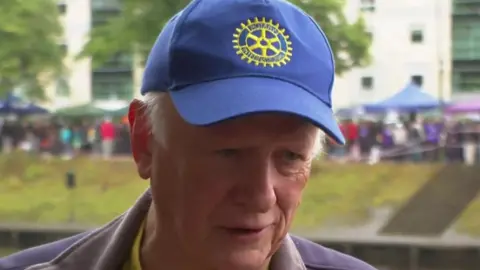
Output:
[123, 220, 270, 270]
[123, 220, 145, 270]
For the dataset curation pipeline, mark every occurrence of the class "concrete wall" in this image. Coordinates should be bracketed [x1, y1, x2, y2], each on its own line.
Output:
[1, 226, 479, 270]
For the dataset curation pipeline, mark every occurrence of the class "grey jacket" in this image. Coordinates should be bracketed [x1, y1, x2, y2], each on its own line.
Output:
[1, 190, 376, 270]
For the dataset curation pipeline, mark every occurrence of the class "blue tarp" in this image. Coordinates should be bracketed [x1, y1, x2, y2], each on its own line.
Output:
[364, 84, 442, 112]
[0, 93, 49, 115]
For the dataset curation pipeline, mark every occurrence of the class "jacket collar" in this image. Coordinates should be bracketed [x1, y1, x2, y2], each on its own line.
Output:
[27, 189, 306, 270]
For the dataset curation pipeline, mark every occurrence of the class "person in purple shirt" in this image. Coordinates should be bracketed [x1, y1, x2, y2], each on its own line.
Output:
[1, 0, 376, 269]
[381, 126, 395, 148]
[423, 120, 442, 161]
[424, 122, 440, 144]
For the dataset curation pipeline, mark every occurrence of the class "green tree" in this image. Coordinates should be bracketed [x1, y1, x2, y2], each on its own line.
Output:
[291, 0, 371, 74]
[81, 0, 370, 74]
[0, 0, 65, 100]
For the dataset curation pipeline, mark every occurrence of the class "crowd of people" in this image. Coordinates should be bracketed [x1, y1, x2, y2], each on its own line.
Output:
[0, 116, 131, 159]
[2, 114, 480, 165]
[327, 116, 480, 165]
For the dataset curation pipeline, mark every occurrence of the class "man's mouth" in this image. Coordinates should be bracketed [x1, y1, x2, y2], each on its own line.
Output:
[220, 225, 271, 240]
[226, 228, 264, 234]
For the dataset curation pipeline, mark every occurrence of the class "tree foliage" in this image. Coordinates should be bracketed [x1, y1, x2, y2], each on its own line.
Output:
[0, 0, 65, 100]
[291, 0, 371, 74]
[81, 0, 370, 74]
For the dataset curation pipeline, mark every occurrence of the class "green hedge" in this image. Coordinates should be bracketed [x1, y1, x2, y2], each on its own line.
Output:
[0, 153, 479, 235]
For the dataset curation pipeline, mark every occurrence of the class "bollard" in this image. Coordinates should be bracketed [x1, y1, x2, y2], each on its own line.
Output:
[65, 171, 76, 223]
[65, 171, 76, 190]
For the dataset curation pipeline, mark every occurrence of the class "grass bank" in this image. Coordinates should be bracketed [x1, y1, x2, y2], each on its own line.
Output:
[0, 153, 479, 235]
[0, 248, 16, 256]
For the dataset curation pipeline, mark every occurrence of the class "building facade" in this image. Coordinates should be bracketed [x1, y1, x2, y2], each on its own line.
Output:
[45, 0, 135, 109]
[332, 0, 452, 108]
[50, 0, 480, 109]
[451, 0, 480, 101]
[45, 0, 92, 109]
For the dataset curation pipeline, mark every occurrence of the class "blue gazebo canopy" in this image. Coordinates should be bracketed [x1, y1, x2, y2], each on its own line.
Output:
[364, 84, 442, 112]
[0, 93, 49, 115]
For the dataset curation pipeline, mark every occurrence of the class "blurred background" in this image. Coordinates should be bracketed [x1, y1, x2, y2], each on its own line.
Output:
[1, 0, 480, 269]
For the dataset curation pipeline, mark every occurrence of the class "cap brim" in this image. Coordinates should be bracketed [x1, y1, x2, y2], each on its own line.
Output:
[169, 77, 345, 145]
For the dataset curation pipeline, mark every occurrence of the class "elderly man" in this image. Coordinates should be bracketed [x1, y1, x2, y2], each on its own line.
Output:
[0, 0, 376, 269]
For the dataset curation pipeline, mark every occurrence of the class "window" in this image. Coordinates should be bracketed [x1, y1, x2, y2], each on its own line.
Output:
[92, 12, 117, 27]
[411, 75, 423, 87]
[365, 31, 373, 41]
[453, 71, 480, 92]
[56, 77, 70, 97]
[59, 43, 68, 56]
[91, 0, 121, 11]
[360, 0, 375, 12]
[361, 76, 374, 90]
[57, 1, 67, 13]
[91, 73, 133, 101]
[410, 29, 423, 43]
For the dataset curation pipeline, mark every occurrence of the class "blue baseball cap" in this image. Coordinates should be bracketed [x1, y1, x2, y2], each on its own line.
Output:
[141, 0, 345, 144]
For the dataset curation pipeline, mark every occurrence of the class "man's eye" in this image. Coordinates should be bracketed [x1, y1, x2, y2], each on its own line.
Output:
[282, 151, 304, 162]
[216, 148, 239, 157]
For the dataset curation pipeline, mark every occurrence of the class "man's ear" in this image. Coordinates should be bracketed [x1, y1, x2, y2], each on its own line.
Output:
[129, 99, 152, 180]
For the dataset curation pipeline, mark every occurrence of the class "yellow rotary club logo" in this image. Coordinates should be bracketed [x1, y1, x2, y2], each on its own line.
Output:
[233, 17, 292, 67]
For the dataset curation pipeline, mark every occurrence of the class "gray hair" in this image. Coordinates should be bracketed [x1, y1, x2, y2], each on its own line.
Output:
[143, 92, 325, 157]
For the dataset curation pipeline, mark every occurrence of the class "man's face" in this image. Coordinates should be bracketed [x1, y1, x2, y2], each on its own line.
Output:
[132, 99, 319, 269]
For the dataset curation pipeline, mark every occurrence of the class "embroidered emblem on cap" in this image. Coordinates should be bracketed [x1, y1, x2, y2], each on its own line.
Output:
[233, 17, 292, 67]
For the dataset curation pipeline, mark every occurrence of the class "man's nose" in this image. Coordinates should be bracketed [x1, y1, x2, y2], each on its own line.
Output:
[231, 159, 277, 213]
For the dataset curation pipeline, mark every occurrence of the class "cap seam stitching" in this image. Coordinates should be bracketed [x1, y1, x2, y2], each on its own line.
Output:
[168, 0, 204, 82]
[306, 15, 335, 107]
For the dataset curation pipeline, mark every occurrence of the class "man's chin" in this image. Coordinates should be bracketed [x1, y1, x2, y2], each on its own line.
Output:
[212, 247, 271, 270]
